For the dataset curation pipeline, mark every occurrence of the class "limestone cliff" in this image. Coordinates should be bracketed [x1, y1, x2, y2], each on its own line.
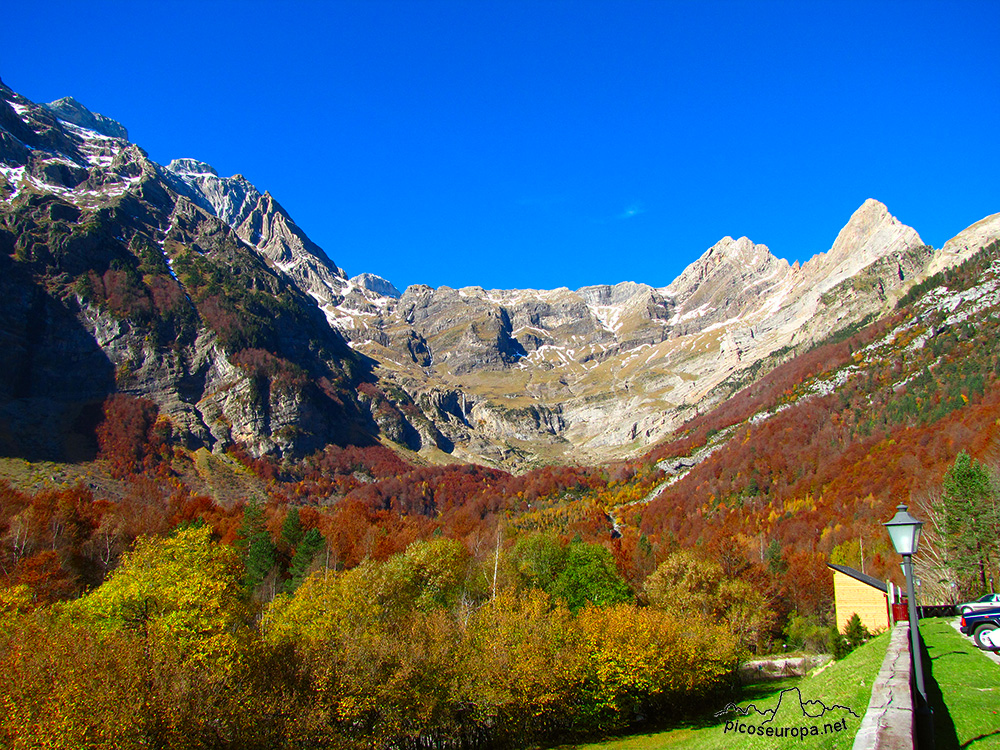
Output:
[0, 79, 378, 461]
[1, 76, 994, 470]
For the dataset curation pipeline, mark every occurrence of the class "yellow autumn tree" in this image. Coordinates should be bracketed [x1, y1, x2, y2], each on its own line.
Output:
[643, 549, 723, 615]
[67, 525, 249, 669]
[264, 557, 468, 746]
[0, 596, 149, 750]
[0, 584, 33, 629]
[645, 549, 775, 652]
[56, 526, 302, 748]
[458, 589, 583, 744]
[264, 563, 380, 645]
[575, 603, 740, 730]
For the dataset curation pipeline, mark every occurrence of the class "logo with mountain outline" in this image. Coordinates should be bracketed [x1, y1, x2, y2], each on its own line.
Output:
[716, 687, 860, 740]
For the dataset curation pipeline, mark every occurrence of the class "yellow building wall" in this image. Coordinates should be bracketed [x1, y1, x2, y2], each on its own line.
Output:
[832, 570, 889, 633]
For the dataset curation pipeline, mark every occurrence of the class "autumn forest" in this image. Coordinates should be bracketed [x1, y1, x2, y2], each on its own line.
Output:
[3, 235, 1000, 748]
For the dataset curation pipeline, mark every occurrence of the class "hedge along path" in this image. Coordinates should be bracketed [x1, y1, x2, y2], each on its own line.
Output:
[568, 629, 890, 750]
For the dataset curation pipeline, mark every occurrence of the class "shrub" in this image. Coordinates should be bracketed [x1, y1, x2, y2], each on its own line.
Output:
[831, 613, 870, 659]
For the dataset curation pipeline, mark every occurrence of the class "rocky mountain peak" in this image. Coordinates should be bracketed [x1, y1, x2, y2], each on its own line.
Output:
[163, 158, 258, 227]
[351, 273, 402, 299]
[42, 96, 129, 140]
[798, 199, 924, 295]
[664, 235, 787, 306]
[828, 198, 922, 263]
[717, 235, 755, 257]
[165, 158, 219, 177]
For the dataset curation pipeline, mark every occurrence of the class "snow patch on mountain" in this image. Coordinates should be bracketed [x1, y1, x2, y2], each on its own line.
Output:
[42, 96, 129, 140]
[590, 304, 624, 333]
[352, 273, 401, 299]
[0, 165, 26, 199]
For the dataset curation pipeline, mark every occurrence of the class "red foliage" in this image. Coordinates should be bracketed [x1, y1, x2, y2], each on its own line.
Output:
[357, 381, 381, 398]
[305, 443, 412, 481]
[146, 274, 188, 317]
[231, 348, 308, 391]
[9, 550, 76, 604]
[95, 395, 168, 478]
[169, 492, 218, 527]
[196, 295, 239, 347]
[227, 444, 280, 483]
[87, 268, 153, 320]
[638, 364, 1000, 615]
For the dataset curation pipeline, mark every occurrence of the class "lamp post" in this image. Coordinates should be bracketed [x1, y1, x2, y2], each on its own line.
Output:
[884, 503, 933, 748]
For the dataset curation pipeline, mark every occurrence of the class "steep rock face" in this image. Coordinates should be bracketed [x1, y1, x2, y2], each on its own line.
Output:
[1, 77, 994, 470]
[338, 199, 957, 468]
[389, 286, 526, 374]
[0, 248, 116, 461]
[0, 80, 378, 460]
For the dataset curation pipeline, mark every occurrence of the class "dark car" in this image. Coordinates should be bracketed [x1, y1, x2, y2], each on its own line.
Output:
[957, 593, 1000, 614]
[960, 606, 1000, 650]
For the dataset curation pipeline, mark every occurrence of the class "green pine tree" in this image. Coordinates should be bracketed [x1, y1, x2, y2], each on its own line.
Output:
[830, 614, 869, 659]
[236, 498, 277, 597]
[765, 539, 788, 576]
[941, 452, 1000, 598]
[280, 507, 304, 553]
[285, 528, 325, 593]
[843, 612, 870, 650]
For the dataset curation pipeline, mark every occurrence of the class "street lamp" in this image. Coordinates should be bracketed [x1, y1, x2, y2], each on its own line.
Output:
[885, 503, 922, 557]
[884, 503, 933, 748]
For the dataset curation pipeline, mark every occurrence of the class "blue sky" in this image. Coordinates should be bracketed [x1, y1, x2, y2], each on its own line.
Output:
[4, 1, 999, 292]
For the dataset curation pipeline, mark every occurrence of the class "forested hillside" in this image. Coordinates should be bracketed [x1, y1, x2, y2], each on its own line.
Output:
[2, 235, 1000, 747]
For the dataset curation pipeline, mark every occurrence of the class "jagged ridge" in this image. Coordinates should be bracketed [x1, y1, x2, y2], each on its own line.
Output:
[1, 76, 998, 470]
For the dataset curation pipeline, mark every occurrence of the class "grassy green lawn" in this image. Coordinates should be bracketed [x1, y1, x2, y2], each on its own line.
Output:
[920, 618, 1000, 749]
[563, 630, 890, 750]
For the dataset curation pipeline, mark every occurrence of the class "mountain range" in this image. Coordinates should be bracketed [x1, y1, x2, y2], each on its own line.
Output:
[1, 76, 998, 470]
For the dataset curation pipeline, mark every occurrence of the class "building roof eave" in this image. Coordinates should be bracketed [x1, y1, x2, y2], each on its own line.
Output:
[827, 563, 888, 593]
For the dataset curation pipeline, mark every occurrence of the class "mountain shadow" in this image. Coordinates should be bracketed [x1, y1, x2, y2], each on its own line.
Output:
[0, 253, 115, 461]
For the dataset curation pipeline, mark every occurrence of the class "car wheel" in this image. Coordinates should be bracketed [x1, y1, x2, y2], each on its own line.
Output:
[973, 624, 1000, 650]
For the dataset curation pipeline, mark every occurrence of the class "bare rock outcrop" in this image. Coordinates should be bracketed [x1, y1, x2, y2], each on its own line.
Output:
[929, 211, 1000, 276]
[338, 199, 964, 468]
[3, 78, 996, 471]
